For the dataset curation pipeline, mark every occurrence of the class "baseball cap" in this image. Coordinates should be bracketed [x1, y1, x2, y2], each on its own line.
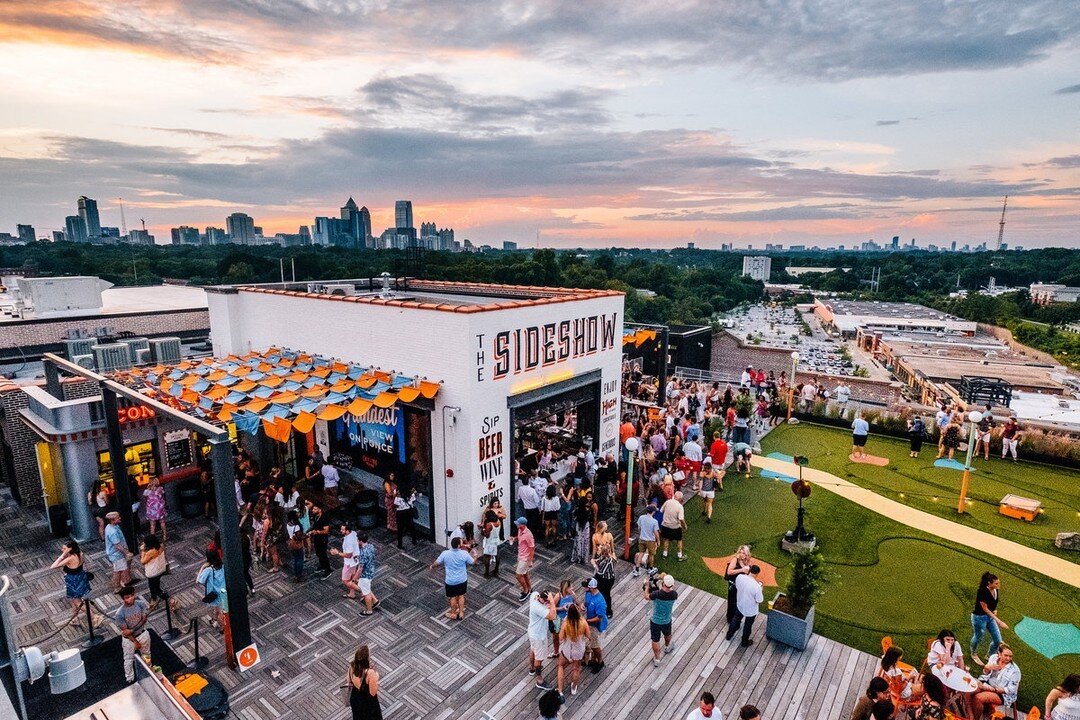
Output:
[577, 451, 585, 458]
[586, 578, 598, 589]
[703, 457, 712, 465]
[105, 511, 120, 520]
[515, 516, 528, 526]
[662, 575, 675, 588]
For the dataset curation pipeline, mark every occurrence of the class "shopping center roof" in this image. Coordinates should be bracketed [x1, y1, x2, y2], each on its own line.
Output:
[111, 348, 440, 441]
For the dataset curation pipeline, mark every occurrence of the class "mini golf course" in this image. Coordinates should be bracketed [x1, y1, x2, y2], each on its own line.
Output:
[652, 422, 1079, 710]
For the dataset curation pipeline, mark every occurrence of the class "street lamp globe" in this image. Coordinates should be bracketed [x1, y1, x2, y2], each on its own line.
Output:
[624, 437, 641, 453]
[791, 351, 800, 361]
[968, 410, 983, 423]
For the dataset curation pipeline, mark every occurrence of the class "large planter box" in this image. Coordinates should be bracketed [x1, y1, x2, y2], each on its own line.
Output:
[765, 592, 815, 650]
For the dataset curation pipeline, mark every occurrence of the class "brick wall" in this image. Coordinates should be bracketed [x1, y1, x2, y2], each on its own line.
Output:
[710, 330, 903, 406]
[2, 308, 209, 357]
[0, 378, 99, 507]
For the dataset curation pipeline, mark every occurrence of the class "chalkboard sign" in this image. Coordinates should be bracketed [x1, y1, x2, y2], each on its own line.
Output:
[330, 452, 353, 471]
[165, 437, 193, 470]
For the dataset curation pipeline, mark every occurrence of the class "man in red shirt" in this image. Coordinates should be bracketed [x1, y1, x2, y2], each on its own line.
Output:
[619, 417, 636, 444]
[708, 431, 729, 467]
[508, 517, 536, 601]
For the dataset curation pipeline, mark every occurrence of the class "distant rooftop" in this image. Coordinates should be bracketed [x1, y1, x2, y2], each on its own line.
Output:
[209, 278, 621, 314]
[0, 282, 206, 324]
[821, 299, 963, 321]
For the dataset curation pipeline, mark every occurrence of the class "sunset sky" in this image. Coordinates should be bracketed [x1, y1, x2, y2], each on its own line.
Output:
[2, 1, 1079, 249]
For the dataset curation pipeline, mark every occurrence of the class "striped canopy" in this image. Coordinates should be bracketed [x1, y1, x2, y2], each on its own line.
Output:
[111, 347, 441, 443]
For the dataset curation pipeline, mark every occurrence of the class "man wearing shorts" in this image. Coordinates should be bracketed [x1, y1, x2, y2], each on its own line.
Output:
[851, 414, 869, 458]
[682, 435, 703, 491]
[645, 573, 678, 667]
[583, 578, 608, 673]
[975, 406, 994, 460]
[1000, 417, 1021, 461]
[527, 590, 557, 691]
[104, 511, 131, 591]
[508, 517, 535, 601]
[699, 458, 724, 523]
[633, 503, 660, 577]
[355, 533, 380, 616]
[660, 492, 687, 561]
[331, 522, 362, 599]
[431, 537, 474, 620]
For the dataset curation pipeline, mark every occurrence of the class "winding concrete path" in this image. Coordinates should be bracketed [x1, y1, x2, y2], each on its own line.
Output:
[751, 455, 1080, 589]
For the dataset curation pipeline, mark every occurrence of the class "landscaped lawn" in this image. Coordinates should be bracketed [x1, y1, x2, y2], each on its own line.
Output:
[763, 422, 1080, 560]
[651, 422, 1079, 710]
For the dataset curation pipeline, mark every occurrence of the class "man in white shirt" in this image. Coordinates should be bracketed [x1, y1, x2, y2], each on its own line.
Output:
[726, 565, 763, 647]
[633, 503, 660, 577]
[517, 476, 542, 538]
[527, 591, 557, 691]
[330, 522, 361, 599]
[800, 382, 817, 411]
[851, 414, 870, 459]
[320, 463, 340, 498]
[682, 437, 703, 491]
[660, 492, 687, 562]
[740, 367, 752, 388]
[686, 691, 722, 720]
[835, 382, 851, 404]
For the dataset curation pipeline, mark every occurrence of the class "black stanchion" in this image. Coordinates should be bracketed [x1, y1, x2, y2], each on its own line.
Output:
[191, 618, 209, 670]
[161, 592, 182, 641]
[81, 599, 102, 649]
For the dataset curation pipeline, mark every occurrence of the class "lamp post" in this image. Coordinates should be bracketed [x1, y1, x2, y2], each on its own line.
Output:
[958, 410, 982, 514]
[786, 351, 800, 422]
[623, 436, 640, 560]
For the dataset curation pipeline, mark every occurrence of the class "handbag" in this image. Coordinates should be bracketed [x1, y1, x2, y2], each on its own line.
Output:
[201, 568, 220, 603]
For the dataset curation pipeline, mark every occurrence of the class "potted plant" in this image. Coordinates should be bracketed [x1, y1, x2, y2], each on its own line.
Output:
[766, 547, 827, 650]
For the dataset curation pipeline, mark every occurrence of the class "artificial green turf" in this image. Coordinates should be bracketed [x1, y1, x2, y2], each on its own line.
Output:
[764, 422, 1080, 561]
[651, 425, 1080, 710]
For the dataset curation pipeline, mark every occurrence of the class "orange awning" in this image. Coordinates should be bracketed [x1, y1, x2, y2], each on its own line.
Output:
[244, 398, 269, 414]
[397, 387, 420, 402]
[347, 398, 372, 417]
[179, 373, 201, 387]
[312, 368, 331, 378]
[301, 386, 329, 399]
[356, 376, 377, 389]
[372, 391, 397, 408]
[317, 404, 348, 421]
[260, 376, 285, 388]
[330, 380, 353, 393]
[207, 370, 227, 382]
[272, 391, 299, 404]
[233, 379, 257, 392]
[287, 371, 309, 382]
[207, 384, 230, 400]
[291, 411, 317, 434]
[418, 381, 440, 399]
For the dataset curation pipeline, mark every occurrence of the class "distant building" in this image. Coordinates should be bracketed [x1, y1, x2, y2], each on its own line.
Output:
[339, 197, 370, 248]
[100, 227, 120, 240]
[205, 226, 227, 244]
[420, 221, 436, 238]
[765, 243, 782, 251]
[891, 236, 899, 250]
[687, 242, 695, 250]
[395, 200, 415, 240]
[785, 266, 848, 277]
[170, 225, 201, 245]
[438, 228, 455, 251]
[16, 224, 35, 243]
[128, 229, 154, 244]
[77, 196, 101, 238]
[741, 255, 771, 282]
[813, 298, 977, 338]
[273, 233, 308, 247]
[1030, 283, 1080, 304]
[51, 230, 65, 242]
[299, 225, 311, 243]
[226, 212, 256, 244]
[65, 215, 88, 243]
[503, 241, 518, 251]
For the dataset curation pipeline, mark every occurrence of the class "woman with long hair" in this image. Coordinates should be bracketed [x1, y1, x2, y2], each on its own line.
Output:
[927, 628, 966, 670]
[347, 645, 382, 720]
[557, 603, 588, 697]
[383, 473, 398, 534]
[486, 497, 507, 542]
[480, 509, 501, 577]
[970, 571, 1007, 666]
[265, 504, 285, 572]
[1046, 673, 1080, 720]
[916, 673, 947, 719]
[87, 479, 112, 539]
[724, 545, 753, 625]
[139, 534, 168, 610]
[570, 501, 591, 564]
[541, 484, 560, 547]
[591, 541, 617, 619]
[558, 477, 575, 541]
[50, 540, 100, 627]
[875, 645, 922, 702]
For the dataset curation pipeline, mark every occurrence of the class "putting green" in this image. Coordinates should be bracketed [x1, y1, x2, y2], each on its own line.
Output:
[652, 429, 1080, 710]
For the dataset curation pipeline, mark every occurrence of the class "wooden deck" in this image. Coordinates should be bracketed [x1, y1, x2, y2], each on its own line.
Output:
[427, 570, 877, 720]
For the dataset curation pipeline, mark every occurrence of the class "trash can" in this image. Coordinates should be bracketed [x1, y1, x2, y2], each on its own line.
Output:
[178, 478, 203, 519]
[355, 489, 379, 529]
[47, 504, 69, 539]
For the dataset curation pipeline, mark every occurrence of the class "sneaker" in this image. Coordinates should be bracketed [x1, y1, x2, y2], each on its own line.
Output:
[528, 666, 539, 676]
[631, 568, 641, 578]
[518, 592, 529, 601]
[677, 553, 686, 562]
[705, 518, 712, 524]
[740, 639, 753, 647]
[664, 643, 674, 654]
[725, 629, 736, 641]
[647, 567, 659, 577]
[652, 658, 661, 667]
[571, 684, 578, 696]
[535, 682, 554, 691]
[662, 550, 668, 558]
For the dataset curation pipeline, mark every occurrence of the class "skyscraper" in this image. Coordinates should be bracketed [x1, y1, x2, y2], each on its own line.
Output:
[741, 255, 771, 282]
[395, 200, 415, 239]
[77, 196, 101, 238]
[226, 212, 256, 244]
[65, 215, 88, 243]
[16, 224, 35, 243]
[358, 206, 372, 247]
[170, 226, 200, 245]
[205, 226, 227, 244]
[339, 197, 368, 248]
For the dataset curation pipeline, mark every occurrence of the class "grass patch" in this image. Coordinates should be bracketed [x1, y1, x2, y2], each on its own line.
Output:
[651, 428, 1079, 710]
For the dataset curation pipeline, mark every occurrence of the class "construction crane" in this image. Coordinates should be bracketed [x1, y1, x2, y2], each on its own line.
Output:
[996, 195, 1008, 251]
[116, 197, 128, 236]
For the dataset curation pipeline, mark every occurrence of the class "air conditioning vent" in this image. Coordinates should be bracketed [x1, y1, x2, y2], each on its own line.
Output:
[149, 337, 182, 364]
[92, 343, 132, 372]
[72, 354, 96, 370]
[322, 283, 356, 297]
[120, 337, 150, 363]
[135, 348, 151, 365]
[65, 338, 96, 359]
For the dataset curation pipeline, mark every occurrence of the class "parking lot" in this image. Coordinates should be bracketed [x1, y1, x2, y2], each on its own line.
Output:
[720, 303, 863, 378]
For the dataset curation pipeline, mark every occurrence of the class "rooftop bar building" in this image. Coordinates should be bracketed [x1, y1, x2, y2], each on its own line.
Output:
[205, 278, 625, 542]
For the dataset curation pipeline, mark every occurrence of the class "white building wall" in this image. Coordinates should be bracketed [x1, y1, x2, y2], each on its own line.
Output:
[206, 289, 624, 542]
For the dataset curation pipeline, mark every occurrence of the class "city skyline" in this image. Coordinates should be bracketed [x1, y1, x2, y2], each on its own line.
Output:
[1, 2, 1080, 249]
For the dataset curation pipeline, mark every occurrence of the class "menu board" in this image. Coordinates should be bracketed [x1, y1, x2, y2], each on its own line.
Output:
[164, 429, 193, 470]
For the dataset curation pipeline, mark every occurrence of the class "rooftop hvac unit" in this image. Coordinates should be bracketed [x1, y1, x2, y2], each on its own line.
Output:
[91, 343, 132, 372]
[72, 354, 95, 370]
[65, 338, 96, 359]
[120, 337, 150, 362]
[135, 348, 151, 365]
[149, 337, 182, 364]
[322, 283, 356, 297]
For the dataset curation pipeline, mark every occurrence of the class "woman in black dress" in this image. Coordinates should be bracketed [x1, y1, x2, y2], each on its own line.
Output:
[347, 645, 382, 720]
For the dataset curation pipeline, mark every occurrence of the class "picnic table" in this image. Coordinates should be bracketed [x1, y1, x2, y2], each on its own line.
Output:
[931, 663, 978, 693]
